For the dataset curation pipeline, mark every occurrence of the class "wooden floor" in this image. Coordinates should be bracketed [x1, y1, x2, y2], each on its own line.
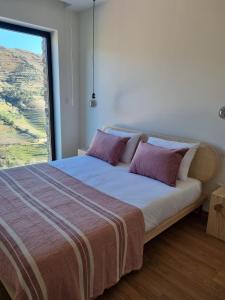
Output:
[1, 214, 225, 300]
[98, 213, 225, 300]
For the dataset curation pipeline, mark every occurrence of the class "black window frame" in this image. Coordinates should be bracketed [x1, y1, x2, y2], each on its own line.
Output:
[0, 20, 56, 160]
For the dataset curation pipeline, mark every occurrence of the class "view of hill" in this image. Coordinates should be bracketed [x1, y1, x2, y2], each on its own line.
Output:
[0, 46, 50, 168]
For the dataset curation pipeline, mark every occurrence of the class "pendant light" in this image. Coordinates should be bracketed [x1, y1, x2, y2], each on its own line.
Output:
[89, 0, 97, 107]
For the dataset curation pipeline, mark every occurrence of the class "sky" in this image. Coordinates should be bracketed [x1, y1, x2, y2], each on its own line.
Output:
[0, 28, 42, 55]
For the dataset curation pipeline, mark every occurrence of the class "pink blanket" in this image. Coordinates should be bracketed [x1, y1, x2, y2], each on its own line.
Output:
[0, 163, 144, 300]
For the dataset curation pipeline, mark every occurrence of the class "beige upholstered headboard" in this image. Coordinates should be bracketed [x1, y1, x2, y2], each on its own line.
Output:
[103, 125, 219, 184]
[188, 144, 219, 183]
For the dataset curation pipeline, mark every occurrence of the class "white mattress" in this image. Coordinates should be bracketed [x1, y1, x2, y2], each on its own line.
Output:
[51, 156, 201, 232]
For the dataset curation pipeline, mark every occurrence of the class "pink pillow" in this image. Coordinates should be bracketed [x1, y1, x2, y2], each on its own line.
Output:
[87, 130, 129, 165]
[129, 142, 188, 187]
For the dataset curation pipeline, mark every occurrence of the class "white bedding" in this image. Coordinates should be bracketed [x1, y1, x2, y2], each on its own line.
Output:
[51, 156, 201, 232]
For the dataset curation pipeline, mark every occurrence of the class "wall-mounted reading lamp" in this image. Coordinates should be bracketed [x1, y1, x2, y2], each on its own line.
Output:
[219, 107, 225, 120]
[89, 0, 97, 108]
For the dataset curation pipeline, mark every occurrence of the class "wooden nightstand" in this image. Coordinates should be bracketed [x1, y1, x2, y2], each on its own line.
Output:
[77, 149, 87, 156]
[207, 186, 225, 242]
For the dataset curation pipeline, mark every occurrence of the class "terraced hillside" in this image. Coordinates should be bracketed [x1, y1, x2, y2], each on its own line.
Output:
[0, 46, 50, 169]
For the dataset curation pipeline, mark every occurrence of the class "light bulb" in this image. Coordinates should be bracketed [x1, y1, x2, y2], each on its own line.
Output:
[89, 93, 97, 107]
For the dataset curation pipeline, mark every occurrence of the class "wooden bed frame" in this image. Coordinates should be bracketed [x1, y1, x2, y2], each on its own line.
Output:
[103, 126, 220, 244]
[144, 196, 205, 243]
[1, 127, 219, 299]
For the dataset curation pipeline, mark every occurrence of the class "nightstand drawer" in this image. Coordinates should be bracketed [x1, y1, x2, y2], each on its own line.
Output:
[207, 187, 225, 242]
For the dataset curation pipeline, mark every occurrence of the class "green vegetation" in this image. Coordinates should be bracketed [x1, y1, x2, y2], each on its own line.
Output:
[0, 144, 48, 169]
[0, 46, 50, 169]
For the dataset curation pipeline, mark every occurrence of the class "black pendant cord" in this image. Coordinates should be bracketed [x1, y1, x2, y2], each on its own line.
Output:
[92, 0, 96, 99]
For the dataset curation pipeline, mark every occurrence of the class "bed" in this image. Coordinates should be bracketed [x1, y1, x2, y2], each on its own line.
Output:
[0, 128, 219, 300]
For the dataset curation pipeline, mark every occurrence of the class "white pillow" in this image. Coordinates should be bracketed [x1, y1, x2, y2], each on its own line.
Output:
[104, 128, 142, 163]
[147, 137, 200, 181]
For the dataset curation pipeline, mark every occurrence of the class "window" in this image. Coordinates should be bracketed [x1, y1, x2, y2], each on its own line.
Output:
[0, 21, 55, 169]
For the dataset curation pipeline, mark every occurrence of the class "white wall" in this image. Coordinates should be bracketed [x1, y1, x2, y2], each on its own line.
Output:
[79, 0, 225, 186]
[0, 0, 80, 158]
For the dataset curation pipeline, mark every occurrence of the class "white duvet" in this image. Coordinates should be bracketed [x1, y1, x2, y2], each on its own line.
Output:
[51, 155, 201, 232]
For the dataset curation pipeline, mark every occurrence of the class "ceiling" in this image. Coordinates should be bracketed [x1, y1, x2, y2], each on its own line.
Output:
[61, 0, 108, 11]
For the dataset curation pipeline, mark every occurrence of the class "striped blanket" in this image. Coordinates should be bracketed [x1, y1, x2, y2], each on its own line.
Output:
[0, 163, 145, 300]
